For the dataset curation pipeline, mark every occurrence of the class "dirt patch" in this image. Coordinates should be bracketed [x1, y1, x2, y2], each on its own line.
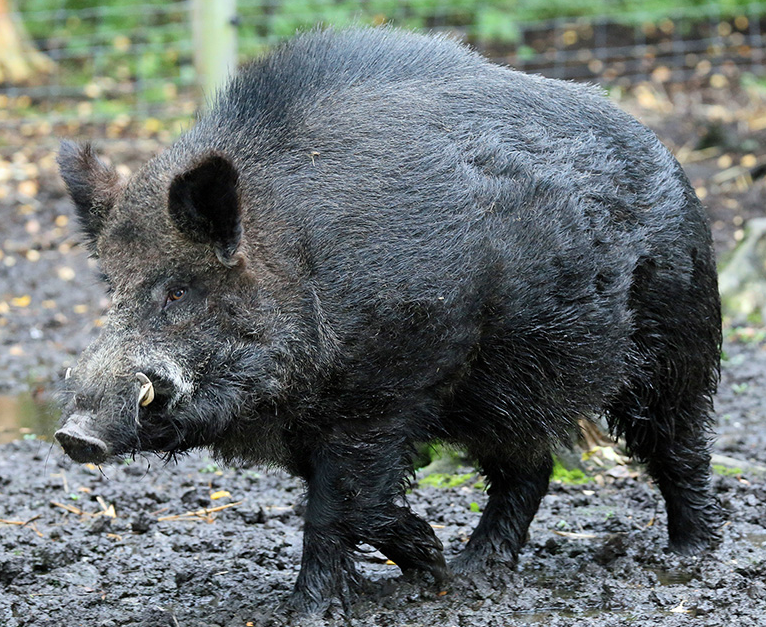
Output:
[0, 413, 765, 627]
[0, 83, 765, 626]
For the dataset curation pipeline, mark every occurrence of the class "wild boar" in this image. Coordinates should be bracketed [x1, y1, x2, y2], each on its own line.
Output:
[56, 27, 721, 612]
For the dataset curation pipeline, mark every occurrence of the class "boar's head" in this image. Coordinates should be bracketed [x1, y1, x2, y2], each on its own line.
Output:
[55, 142, 307, 466]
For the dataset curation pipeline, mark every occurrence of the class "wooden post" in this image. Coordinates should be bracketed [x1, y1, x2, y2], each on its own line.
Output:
[192, 0, 238, 107]
[0, 0, 55, 85]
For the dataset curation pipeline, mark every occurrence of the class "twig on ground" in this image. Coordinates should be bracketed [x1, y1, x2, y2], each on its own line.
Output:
[157, 500, 243, 523]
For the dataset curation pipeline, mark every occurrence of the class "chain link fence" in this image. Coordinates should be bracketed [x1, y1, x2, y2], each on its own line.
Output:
[2, 0, 766, 125]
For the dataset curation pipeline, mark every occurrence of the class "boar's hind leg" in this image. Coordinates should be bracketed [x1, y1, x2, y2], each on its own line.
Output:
[452, 453, 553, 574]
[368, 505, 448, 582]
[608, 383, 720, 554]
[607, 255, 721, 555]
[289, 437, 446, 613]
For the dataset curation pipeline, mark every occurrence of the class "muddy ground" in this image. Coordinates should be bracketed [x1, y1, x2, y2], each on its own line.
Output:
[0, 81, 765, 626]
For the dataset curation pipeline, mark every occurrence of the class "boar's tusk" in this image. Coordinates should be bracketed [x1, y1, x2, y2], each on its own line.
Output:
[65, 367, 72, 380]
[135, 372, 155, 407]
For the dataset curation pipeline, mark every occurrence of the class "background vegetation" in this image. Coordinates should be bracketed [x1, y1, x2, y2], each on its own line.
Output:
[13, 0, 766, 101]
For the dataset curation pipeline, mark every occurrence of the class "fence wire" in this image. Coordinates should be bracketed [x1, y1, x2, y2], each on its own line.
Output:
[2, 0, 766, 125]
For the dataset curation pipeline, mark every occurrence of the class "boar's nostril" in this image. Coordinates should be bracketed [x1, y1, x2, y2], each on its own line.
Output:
[135, 372, 155, 407]
[55, 421, 108, 464]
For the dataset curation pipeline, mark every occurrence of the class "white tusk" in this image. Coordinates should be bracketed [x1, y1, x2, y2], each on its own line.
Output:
[135, 372, 155, 407]
[65, 367, 72, 380]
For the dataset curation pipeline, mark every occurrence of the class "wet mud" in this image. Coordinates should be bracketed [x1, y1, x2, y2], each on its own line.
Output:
[0, 400, 765, 627]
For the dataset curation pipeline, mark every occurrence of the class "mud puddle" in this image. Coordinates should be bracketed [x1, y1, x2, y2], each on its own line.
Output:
[646, 567, 695, 586]
[0, 393, 59, 444]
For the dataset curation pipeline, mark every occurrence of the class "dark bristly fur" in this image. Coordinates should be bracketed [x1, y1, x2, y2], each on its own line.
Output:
[56, 27, 722, 614]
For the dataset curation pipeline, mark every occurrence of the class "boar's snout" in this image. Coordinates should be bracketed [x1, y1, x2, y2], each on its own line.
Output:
[55, 415, 109, 464]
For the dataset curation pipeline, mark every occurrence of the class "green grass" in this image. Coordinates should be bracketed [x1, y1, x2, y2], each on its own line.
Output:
[713, 464, 743, 476]
[199, 461, 220, 474]
[551, 457, 592, 485]
[418, 472, 474, 488]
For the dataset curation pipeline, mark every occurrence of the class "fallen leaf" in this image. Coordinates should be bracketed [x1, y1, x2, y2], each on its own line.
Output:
[57, 266, 76, 281]
[84, 83, 102, 98]
[113, 35, 131, 52]
[670, 600, 691, 614]
[553, 530, 598, 539]
[651, 66, 672, 82]
[17, 180, 38, 197]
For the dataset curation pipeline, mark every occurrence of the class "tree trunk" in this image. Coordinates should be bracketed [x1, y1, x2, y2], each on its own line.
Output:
[0, 0, 55, 85]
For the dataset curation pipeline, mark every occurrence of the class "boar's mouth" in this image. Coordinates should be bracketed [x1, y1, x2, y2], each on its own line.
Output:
[57, 359, 245, 465]
[56, 371, 190, 464]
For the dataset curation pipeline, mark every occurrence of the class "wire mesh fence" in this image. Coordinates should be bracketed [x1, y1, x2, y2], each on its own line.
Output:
[2, 0, 766, 126]
[4, 1, 196, 121]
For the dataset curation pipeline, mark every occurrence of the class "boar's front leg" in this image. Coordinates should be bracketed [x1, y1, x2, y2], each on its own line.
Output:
[451, 452, 553, 575]
[288, 432, 446, 613]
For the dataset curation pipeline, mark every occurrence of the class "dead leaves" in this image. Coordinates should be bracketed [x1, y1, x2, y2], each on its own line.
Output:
[0, 513, 43, 537]
[44, 468, 244, 531]
[50, 495, 115, 519]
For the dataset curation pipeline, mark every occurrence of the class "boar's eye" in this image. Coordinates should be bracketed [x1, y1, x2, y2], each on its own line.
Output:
[163, 287, 188, 308]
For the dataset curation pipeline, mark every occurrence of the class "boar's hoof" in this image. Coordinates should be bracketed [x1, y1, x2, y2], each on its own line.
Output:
[135, 372, 155, 406]
[55, 421, 108, 464]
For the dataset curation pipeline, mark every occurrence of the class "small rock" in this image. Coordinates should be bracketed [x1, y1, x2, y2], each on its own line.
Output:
[239, 506, 266, 525]
[0, 555, 25, 584]
[543, 536, 560, 554]
[88, 517, 112, 535]
[594, 534, 627, 565]
[131, 511, 154, 534]
[748, 581, 766, 600]
[649, 590, 675, 606]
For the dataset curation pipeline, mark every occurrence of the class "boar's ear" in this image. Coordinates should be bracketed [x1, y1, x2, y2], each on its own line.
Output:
[167, 154, 242, 267]
[58, 141, 123, 253]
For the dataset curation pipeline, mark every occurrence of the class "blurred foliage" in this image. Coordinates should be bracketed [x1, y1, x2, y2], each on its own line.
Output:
[16, 0, 192, 96]
[236, 0, 764, 45]
[712, 463, 744, 476]
[7, 0, 766, 122]
[15, 0, 766, 87]
[551, 457, 592, 484]
[417, 472, 474, 488]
